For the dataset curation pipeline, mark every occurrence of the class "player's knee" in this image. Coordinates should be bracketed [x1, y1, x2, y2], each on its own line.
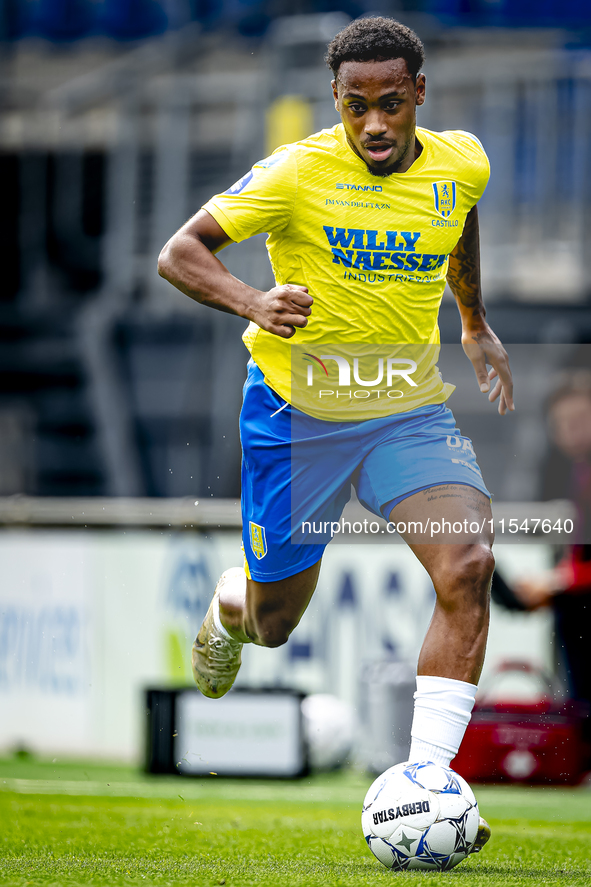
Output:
[463, 543, 494, 585]
[438, 544, 494, 611]
[253, 614, 294, 648]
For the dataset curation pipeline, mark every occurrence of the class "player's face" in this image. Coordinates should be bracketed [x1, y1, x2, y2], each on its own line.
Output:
[332, 58, 425, 176]
[549, 393, 591, 460]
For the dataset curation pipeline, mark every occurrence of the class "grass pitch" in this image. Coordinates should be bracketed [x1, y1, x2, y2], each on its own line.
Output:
[1, 756, 590, 886]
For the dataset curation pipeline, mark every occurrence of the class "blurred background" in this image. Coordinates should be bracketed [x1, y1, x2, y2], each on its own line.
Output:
[1, 1, 591, 775]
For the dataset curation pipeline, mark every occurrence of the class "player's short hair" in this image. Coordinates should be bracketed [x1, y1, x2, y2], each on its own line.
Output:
[326, 17, 425, 82]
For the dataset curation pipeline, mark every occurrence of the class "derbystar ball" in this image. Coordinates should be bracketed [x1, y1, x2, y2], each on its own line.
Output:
[361, 761, 479, 871]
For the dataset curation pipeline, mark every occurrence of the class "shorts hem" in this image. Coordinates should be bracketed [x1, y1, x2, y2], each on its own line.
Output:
[378, 477, 491, 521]
[245, 550, 324, 583]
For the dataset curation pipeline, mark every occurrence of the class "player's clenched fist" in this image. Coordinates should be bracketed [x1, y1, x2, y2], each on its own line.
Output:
[251, 284, 313, 339]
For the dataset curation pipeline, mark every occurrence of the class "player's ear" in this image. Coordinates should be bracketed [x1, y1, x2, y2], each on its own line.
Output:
[331, 78, 339, 111]
[415, 73, 426, 106]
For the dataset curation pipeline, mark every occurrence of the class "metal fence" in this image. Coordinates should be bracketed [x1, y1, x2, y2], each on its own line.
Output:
[24, 20, 591, 308]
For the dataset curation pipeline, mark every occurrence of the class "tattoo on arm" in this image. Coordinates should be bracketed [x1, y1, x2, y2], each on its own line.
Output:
[447, 206, 485, 319]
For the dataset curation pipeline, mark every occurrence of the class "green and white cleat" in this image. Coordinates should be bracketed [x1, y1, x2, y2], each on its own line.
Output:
[470, 816, 491, 854]
[191, 568, 245, 698]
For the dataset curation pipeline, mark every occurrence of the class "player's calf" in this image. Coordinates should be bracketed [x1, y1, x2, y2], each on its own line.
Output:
[433, 544, 493, 631]
[242, 560, 321, 648]
[408, 547, 494, 767]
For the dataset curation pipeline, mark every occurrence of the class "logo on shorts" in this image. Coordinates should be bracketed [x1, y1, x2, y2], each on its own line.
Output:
[432, 181, 456, 218]
[446, 435, 475, 455]
[249, 522, 267, 559]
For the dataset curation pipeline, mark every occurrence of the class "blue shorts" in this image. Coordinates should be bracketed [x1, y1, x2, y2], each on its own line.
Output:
[240, 361, 489, 582]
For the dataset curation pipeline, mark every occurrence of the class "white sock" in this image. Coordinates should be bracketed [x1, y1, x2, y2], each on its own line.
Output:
[408, 675, 477, 767]
[212, 596, 234, 640]
[212, 568, 247, 643]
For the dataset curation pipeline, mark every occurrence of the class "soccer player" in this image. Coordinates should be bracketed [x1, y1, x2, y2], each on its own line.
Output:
[158, 17, 513, 847]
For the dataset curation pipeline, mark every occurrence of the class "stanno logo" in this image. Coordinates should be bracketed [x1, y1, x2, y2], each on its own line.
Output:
[224, 152, 286, 195]
[225, 170, 253, 195]
[336, 183, 383, 192]
[253, 153, 286, 169]
[433, 181, 456, 218]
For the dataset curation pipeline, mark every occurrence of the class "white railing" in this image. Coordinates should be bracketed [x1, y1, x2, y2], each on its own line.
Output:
[0, 496, 574, 544]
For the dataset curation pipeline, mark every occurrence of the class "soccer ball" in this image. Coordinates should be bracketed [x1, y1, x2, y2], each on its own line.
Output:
[361, 761, 480, 871]
[301, 694, 355, 770]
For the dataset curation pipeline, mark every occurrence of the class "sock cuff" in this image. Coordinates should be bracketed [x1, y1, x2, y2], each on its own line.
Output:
[414, 675, 477, 716]
[212, 595, 233, 640]
[415, 674, 478, 695]
[409, 675, 478, 764]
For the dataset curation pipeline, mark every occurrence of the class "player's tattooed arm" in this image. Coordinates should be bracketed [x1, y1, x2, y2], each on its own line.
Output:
[448, 206, 515, 414]
[446, 205, 484, 319]
[158, 209, 312, 339]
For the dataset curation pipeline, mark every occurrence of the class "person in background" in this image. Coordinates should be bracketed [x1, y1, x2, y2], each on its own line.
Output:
[511, 372, 591, 725]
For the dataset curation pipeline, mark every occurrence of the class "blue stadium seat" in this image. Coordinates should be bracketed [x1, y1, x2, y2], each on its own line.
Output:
[98, 0, 168, 40]
[31, 0, 95, 40]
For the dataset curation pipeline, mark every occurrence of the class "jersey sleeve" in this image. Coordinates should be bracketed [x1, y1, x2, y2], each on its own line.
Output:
[449, 130, 490, 207]
[202, 148, 298, 243]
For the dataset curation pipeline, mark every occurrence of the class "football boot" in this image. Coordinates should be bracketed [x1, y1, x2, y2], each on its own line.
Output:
[470, 816, 491, 853]
[191, 568, 245, 698]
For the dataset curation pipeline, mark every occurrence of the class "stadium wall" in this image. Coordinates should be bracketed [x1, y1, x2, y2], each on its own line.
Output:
[0, 517, 552, 762]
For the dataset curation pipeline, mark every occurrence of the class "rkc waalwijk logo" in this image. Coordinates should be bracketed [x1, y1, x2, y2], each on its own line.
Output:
[250, 521, 267, 559]
[432, 181, 456, 218]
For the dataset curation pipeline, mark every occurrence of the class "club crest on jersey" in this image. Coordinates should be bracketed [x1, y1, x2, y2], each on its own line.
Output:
[249, 522, 267, 559]
[432, 181, 456, 218]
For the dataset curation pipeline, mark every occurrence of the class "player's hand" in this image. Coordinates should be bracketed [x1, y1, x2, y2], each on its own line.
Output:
[251, 284, 313, 339]
[461, 322, 515, 415]
[513, 565, 571, 610]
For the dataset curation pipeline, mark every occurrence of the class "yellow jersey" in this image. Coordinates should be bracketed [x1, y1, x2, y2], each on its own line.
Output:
[203, 123, 489, 421]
